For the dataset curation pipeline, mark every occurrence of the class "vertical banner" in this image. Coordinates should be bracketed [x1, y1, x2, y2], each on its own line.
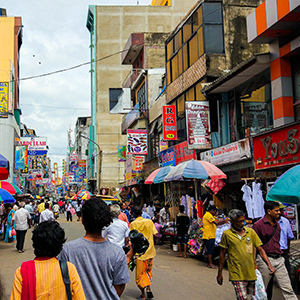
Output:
[132, 156, 145, 174]
[163, 105, 177, 140]
[0, 82, 9, 118]
[118, 146, 126, 162]
[185, 101, 211, 149]
[127, 129, 148, 155]
[15, 146, 27, 170]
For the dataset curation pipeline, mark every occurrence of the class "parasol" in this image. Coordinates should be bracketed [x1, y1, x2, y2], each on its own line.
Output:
[79, 191, 92, 200]
[0, 188, 15, 203]
[0, 181, 22, 195]
[145, 166, 175, 184]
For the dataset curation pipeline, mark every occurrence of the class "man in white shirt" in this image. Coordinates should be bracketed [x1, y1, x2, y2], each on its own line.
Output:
[147, 201, 156, 219]
[39, 202, 54, 223]
[102, 204, 130, 248]
[12, 201, 31, 253]
[159, 204, 170, 225]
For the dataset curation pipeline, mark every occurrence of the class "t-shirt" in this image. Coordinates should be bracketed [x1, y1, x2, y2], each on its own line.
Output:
[176, 213, 190, 236]
[147, 206, 156, 218]
[58, 238, 130, 300]
[12, 208, 30, 231]
[37, 203, 45, 214]
[202, 211, 216, 240]
[39, 209, 54, 223]
[219, 227, 262, 281]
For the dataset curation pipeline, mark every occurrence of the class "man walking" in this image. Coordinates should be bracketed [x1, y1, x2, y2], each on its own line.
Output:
[217, 209, 274, 300]
[39, 202, 54, 223]
[58, 197, 130, 300]
[147, 201, 156, 219]
[176, 205, 190, 258]
[12, 201, 31, 253]
[202, 205, 228, 268]
[130, 206, 158, 300]
[252, 201, 298, 300]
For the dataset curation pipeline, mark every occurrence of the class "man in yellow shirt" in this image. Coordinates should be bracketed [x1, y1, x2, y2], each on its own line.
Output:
[130, 206, 158, 300]
[37, 199, 45, 214]
[202, 205, 228, 268]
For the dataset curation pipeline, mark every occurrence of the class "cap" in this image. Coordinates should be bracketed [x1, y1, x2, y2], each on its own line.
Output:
[279, 202, 286, 209]
[208, 205, 218, 211]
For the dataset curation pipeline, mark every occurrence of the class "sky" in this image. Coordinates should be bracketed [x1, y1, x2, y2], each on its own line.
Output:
[2, 0, 152, 171]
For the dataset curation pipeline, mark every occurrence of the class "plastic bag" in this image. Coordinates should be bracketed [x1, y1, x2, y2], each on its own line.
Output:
[251, 269, 268, 300]
[11, 228, 16, 236]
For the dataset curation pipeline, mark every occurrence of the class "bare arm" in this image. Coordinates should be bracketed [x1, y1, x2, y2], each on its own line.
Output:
[113, 283, 126, 297]
[213, 219, 229, 226]
[217, 248, 227, 285]
[256, 246, 275, 275]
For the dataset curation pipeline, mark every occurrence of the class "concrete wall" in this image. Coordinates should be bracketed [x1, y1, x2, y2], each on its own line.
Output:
[148, 68, 165, 109]
[94, 0, 198, 189]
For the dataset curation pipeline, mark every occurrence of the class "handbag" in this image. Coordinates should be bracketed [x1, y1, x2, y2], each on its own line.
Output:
[251, 269, 267, 300]
[11, 228, 17, 236]
[70, 208, 76, 215]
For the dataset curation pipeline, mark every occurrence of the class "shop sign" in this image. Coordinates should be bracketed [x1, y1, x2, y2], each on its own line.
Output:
[160, 147, 176, 167]
[69, 151, 78, 162]
[127, 129, 148, 155]
[125, 155, 132, 174]
[185, 101, 211, 149]
[0, 82, 9, 118]
[20, 137, 47, 156]
[200, 138, 251, 166]
[253, 123, 300, 170]
[78, 160, 86, 168]
[118, 146, 126, 162]
[159, 141, 168, 152]
[132, 156, 145, 174]
[163, 105, 177, 140]
[15, 146, 28, 170]
[125, 172, 132, 181]
[174, 141, 196, 164]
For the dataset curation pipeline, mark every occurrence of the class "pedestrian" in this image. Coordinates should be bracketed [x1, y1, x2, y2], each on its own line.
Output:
[121, 202, 130, 221]
[75, 200, 82, 221]
[252, 201, 298, 300]
[11, 201, 31, 253]
[24, 200, 33, 228]
[58, 197, 130, 299]
[217, 209, 275, 300]
[202, 205, 228, 268]
[37, 199, 45, 215]
[39, 202, 54, 223]
[4, 203, 15, 243]
[147, 201, 156, 219]
[65, 201, 72, 222]
[176, 205, 190, 258]
[130, 206, 158, 300]
[153, 218, 162, 245]
[142, 210, 151, 219]
[159, 204, 170, 225]
[10, 220, 86, 300]
[102, 204, 130, 248]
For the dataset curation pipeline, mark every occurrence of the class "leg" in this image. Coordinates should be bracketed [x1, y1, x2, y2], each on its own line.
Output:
[183, 234, 188, 258]
[256, 255, 273, 291]
[205, 239, 216, 267]
[16, 230, 20, 250]
[231, 281, 248, 300]
[145, 259, 154, 298]
[282, 250, 292, 282]
[178, 243, 182, 257]
[19, 230, 27, 251]
[183, 244, 187, 258]
[135, 259, 153, 300]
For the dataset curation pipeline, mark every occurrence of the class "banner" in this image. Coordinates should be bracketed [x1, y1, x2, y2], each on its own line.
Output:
[160, 147, 176, 167]
[127, 129, 147, 155]
[20, 137, 47, 156]
[163, 105, 177, 140]
[186, 101, 211, 149]
[78, 160, 86, 168]
[15, 146, 28, 170]
[174, 141, 196, 164]
[0, 82, 9, 118]
[118, 146, 126, 162]
[132, 156, 145, 174]
[159, 141, 168, 152]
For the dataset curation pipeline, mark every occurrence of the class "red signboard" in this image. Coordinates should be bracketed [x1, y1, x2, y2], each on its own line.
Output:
[78, 160, 86, 168]
[174, 141, 196, 164]
[163, 105, 177, 140]
[253, 123, 300, 170]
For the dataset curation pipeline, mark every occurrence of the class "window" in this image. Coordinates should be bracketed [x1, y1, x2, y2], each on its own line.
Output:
[167, 61, 171, 85]
[183, 44, 188, 71]
[186, 87, 195, 101]
[197, 27, 204, 57]
[174, 30, 182, 52]
[183, 20, 192, 43]
[171, 55, 179, 81]
[292, 55, 300, 121]
[109, 88, 123, 110]
[167, 40, 173, 60]
[189, 34, 198, 66]
[178, 48, 183, 75]
[137, 82, 146, 112]
[204, 25, 224, 53]
[192, 6, 202, 32]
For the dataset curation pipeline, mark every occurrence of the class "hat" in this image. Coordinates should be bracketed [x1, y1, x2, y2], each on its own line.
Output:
[208, 205, 218, 211]
[279, 202, 286, 209]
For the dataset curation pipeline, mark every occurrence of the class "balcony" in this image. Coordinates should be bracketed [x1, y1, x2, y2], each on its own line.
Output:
[121, 33, 144, 65]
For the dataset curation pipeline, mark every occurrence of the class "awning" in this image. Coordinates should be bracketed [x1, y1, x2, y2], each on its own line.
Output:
[202, 53, 270, 95]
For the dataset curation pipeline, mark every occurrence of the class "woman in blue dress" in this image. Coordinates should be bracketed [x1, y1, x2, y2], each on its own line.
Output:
[4, 203, 15, 243]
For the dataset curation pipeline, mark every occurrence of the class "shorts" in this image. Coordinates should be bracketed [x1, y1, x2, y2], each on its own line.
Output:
[177, 234, 188, 245]
[231, 280, 255, 300]
[203, 238, 215, 255]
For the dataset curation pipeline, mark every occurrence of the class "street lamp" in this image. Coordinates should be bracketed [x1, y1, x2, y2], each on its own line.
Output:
[79, 133, 102, 193]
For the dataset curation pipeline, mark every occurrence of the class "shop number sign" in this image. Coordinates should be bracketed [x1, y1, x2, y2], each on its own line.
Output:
[163, 105, 177, 140]
[253, 123, 300, 170]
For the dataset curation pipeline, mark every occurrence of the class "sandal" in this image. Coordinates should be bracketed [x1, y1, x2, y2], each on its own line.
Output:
[147, 291, 154, 298]
[207, 265, 218, 269]
[175, 255, 182, 257]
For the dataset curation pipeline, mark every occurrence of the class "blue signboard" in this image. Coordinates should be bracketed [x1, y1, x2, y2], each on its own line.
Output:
[160, 147, 176, 167]
[28, 150, 47, 156]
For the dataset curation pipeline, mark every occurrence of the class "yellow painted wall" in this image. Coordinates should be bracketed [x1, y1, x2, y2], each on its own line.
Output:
[0, 18, 15, 62]
[152, 0, 171, 6]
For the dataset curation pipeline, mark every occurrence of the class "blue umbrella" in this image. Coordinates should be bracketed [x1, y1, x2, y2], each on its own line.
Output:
[0, 153, 7, 168]
[267, 165, 300, 204]
[0, 188, 15, 203]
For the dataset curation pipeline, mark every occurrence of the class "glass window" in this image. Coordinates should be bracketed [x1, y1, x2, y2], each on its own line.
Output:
[197, 26, 204, 57]
[109, 88, 123, 110]
[195, 81, 205, 100]
[177, 95, 185, 116]
[186, 86, 195, 101]
[183, 44, 188, 71]
[166, 61, 171, 85]
[204, 24, 224, 53]
[177, 114, 187, 141]
[202, 2, 223, 24]
[189, 34, 198, 66]
[174, 30, 182, 52]
[171, 55, 179, 81]
[183, 21, 192, 43]
[137, 82, 146, 112]
[192, 7, 202, 32]
[292, 55, 300, 121]
[167, 40, 173, 60]
[178, 48, 183, 76]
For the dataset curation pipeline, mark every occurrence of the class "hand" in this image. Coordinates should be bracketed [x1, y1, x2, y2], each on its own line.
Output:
[268, 265, 275, 275]
[217, 273, 223, 285]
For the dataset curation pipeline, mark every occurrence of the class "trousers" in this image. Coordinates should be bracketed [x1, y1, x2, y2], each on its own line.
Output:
[257, 255, 297, 300]
[16, 230, 27, 251]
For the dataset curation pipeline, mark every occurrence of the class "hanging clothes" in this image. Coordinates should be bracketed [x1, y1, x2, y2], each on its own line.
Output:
[252, 181, 265, 219]
[241, 183, 254, 219]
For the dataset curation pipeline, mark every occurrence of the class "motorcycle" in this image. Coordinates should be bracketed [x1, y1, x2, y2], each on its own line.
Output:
[54, 211, 59, 220]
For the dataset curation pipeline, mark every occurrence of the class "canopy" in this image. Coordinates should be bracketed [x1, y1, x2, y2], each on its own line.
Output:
[145, 166, 174, 184]
[0, 154, 7, 168]
[267, 165, 300, 204]
[0, 188, 15, 203]
[0, 181, 22, 195]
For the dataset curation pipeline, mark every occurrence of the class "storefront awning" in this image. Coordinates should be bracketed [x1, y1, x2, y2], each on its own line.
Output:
[202, 53, 270, 95]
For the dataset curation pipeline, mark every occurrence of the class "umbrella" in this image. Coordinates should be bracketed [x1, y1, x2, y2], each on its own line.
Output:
[164, 159, 227, 182]
[0, 188, 15, 203]
[34, 195, 41, 199]
[0, 181, 22, 195]
[81, 193, 91, 200]
[267, 165, 300, 204]
[145, 166, 175, 184]
[78, 191, 92, 199]
[0, 154, 7, 168]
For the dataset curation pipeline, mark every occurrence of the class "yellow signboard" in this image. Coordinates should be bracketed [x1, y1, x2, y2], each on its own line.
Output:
[0, 82, 9, 117]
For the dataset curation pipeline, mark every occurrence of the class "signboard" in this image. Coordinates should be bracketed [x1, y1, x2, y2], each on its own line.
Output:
[127, 129, 147, 155]
[78, 160, 86, 168]
[174, 141, 196, 164]
[118, 146, 126, 162]
[159, 141, 168, 152]
[160, 147, 176, 167]
[200, 138, 251, 166]
[132, 156, 145, 174]
[186, 101, 211, 149]
[253, 123, 300, 170]
[15, 146, 28, 170]
[20, 137, 47, 156]
[69, 151, 78, 162]
[163, 105, 177, 140]
[0, 82, 9, 118]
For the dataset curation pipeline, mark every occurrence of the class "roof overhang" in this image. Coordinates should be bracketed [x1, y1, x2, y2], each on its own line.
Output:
[121, 33, 144, 65]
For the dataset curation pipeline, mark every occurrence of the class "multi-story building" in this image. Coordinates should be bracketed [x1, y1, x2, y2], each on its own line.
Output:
[0, 9, 22, 182]
[86, 0, 199, 192]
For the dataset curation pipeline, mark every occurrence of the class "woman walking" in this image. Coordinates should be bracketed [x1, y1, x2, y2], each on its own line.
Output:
[4, 203, 15, 243]
[65, 201, 72, 222]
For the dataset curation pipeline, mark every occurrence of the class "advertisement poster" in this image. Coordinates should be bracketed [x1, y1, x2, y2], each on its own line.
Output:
[163, 105, 177, 140]
[20, 137, 47, 156]
[127, 129, 147, 155]
[132, 156, 145, 174]
[15, 146, 28, 170]
[118, 146, 126, 162]
[0, 82, 9, 118]
[78, 160, 86, 168]
[174, 141, 196, 164]
[160, 147, 176, 167]
[159, 141, 168, 152]
[185, 101, 211, 149]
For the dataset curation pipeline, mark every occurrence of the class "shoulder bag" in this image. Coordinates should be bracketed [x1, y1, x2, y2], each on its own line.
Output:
[59, 260, 72, 300]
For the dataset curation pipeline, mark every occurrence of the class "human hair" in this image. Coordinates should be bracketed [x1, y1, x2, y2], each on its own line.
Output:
[32, 220, 66, 257]
[81, 197, 112, 234]
[179, 205, 185, 213]
[110, 204, 121, 218]
[4, 203, 13, 209]
[228, 209, 244, 220]
[19, 201, 25, 208]
[45, 202, 49, 209]
[264, 201, 279, 214]
[149, 201, 153, 206]
[133, 205, 142, 217]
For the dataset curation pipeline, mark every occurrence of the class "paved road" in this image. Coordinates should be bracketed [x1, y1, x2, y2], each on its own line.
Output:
[0, 215, 298, 299]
